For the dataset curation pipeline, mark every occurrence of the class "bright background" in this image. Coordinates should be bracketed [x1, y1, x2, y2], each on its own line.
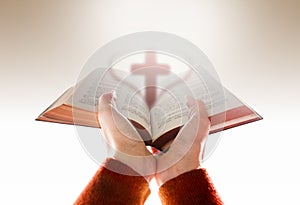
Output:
[0, 0, 299, 204]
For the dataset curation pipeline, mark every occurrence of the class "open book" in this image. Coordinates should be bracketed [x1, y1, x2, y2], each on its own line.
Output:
[36, 67, 262, 149]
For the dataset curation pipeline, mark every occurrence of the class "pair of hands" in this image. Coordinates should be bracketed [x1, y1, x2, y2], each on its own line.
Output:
[98, 92, 210, 186]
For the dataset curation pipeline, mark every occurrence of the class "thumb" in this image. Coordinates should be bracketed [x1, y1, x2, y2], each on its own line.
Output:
[98, 92, 142, 141]
[98, 92, 114, 114]
[98, 92, 116, 131]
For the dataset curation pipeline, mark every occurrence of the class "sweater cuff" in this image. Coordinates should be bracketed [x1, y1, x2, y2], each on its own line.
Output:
[74, 158, 150, 205]
[158, 169, 223, 205]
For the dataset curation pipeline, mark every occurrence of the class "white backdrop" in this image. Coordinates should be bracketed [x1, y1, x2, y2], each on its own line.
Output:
[0, 0, 299, 204]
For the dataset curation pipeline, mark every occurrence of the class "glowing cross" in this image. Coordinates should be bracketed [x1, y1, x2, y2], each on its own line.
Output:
[131, 52, 170, 108]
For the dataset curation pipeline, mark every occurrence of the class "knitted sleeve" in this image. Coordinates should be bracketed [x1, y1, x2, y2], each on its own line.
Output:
[74, 158, 150, 205]
[158, 169, 223, 205]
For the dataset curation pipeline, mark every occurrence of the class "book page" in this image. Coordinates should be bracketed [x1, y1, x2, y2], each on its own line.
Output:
[150, 69, 245, 140]
[150, 73, 191, 141]
[182, 70, 243, 116]
[150, 91, 188, 141]
[113, 78, 151, 135]
[42, 87, 74, 115]
[70, 68, 151, 134]
[70, 68, 125, 111]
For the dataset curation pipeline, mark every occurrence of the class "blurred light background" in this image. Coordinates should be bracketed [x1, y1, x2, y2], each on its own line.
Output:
[0, 0, 299, 204]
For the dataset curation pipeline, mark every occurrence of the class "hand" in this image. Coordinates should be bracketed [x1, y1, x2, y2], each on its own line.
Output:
[98, 92, 155, 179]
[155, 97, 211, 186]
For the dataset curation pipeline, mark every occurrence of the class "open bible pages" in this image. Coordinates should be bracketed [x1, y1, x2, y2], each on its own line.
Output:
[67, 66, 255, 140]
[179, 69, 244, 115]
[113, 76, 152, 136]
[39, 87, 75, 117]
[150, 92, 188, 141]
[180, 69, 225, 116]
[69, 68, 126, 112]
[181, 69, 261, 132]
[150, 73, 192, 141]
[69, 68, 153, 136]
[36, 64, 262, 143]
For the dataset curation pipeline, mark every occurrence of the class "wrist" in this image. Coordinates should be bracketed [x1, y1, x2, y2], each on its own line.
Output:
[156, 168, 179, 187]
[113, 150, 156, 181]
[156, 166, 197, 187]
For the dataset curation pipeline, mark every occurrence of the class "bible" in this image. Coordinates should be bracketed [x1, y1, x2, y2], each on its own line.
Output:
[36, 67, 262, 149]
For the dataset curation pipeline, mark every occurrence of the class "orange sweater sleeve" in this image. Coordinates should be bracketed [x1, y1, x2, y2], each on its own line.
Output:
[158, 169, 223, 205]
[74, 158, 150, 205]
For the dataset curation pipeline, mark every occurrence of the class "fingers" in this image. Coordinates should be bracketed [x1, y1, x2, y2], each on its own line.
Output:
[98, 92, 114, 114]
[165, 113, 201, 157]
[186, 95, 196, 108]
[98, 92, 156, 177]
[159, 97, 209, 153]
[186, 96, 209, 120]
[195, 100, 209, 119]
[156, 97, 210, 170]
[97, 92, 115, 130]
[98, 92, 142, 142]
